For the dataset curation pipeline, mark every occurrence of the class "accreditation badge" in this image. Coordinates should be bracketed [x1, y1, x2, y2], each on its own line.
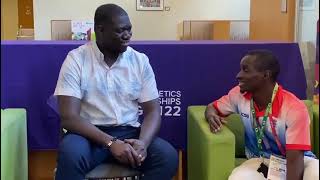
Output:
[267, 155, 286, 180]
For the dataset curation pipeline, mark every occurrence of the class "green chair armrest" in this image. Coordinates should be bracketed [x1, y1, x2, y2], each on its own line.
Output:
[188, 106, 235, 180]
[303, 100, 314, 154]
[303, 100, 319, 158]
[1, 108, 28, 180]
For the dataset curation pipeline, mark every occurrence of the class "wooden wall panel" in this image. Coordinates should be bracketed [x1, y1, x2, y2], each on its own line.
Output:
[1, 0, 19, 40]
[18, 0, 34, 28]
[249, 0, 296, 41]
[212, 21, 231, 40]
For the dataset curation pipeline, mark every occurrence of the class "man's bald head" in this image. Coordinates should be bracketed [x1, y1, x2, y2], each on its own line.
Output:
[94, 4, 128, 27]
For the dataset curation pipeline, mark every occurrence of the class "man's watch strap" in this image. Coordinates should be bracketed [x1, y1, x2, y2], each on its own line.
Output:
[106, 137, 118, 148]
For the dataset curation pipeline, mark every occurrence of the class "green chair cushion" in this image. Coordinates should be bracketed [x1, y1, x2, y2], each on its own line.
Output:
[1, 109, 28, 180]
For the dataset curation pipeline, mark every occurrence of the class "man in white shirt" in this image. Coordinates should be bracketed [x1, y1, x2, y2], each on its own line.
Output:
[54, 4, 178, 180]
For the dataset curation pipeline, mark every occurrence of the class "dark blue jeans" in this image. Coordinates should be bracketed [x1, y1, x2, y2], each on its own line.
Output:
[55, 126, 178, 180]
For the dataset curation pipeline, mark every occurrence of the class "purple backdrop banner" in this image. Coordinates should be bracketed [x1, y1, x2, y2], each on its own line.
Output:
[1, 41, 307, 150]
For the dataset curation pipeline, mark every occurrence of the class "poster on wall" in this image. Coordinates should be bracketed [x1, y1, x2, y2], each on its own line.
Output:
[71, 20, 94, 40]
[314, 20, 319, 104]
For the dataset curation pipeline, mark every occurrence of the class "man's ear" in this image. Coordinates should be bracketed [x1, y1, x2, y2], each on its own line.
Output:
[95, 25, 104, 33]
[264, 70, 272, 80]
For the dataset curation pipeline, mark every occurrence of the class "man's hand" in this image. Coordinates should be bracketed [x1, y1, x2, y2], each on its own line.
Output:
[109, 140, 140, 168]
[205, 103, 227, 133]
[124, 139, 147, 166]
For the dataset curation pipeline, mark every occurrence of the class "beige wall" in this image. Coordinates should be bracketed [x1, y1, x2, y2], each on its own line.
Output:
[1, 0, 19, 40]
[33, 0, 250, 40]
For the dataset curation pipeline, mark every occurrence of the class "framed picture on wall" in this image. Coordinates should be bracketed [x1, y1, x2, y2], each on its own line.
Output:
[136, 0, 164, 11]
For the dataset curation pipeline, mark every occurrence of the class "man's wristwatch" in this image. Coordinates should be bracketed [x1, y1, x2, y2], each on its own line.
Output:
[106, 137, 118, 149]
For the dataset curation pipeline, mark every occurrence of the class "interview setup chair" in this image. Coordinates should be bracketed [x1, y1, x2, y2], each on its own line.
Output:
[187, 100, 319, 180]
[47, 95, 142, 180]
[1, 108, 28, 180]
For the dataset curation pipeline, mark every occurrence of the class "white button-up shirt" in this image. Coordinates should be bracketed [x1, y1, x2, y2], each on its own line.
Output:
[54, 42, 159, 127]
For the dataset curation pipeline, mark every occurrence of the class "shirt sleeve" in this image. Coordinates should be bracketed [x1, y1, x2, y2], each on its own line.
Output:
[285, 102, 311, 151]
[138, 54, 159, 103]
[54, 53, 82, 99]
[213, 86, 240, 117]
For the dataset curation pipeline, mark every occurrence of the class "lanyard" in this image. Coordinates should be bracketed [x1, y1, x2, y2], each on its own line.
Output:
[250, 83, 281, 157]
[269, 116, 286, 156]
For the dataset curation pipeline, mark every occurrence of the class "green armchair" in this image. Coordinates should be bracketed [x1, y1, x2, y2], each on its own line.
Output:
[187, 100, 319, 180]
[1, 108, 28, 180]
